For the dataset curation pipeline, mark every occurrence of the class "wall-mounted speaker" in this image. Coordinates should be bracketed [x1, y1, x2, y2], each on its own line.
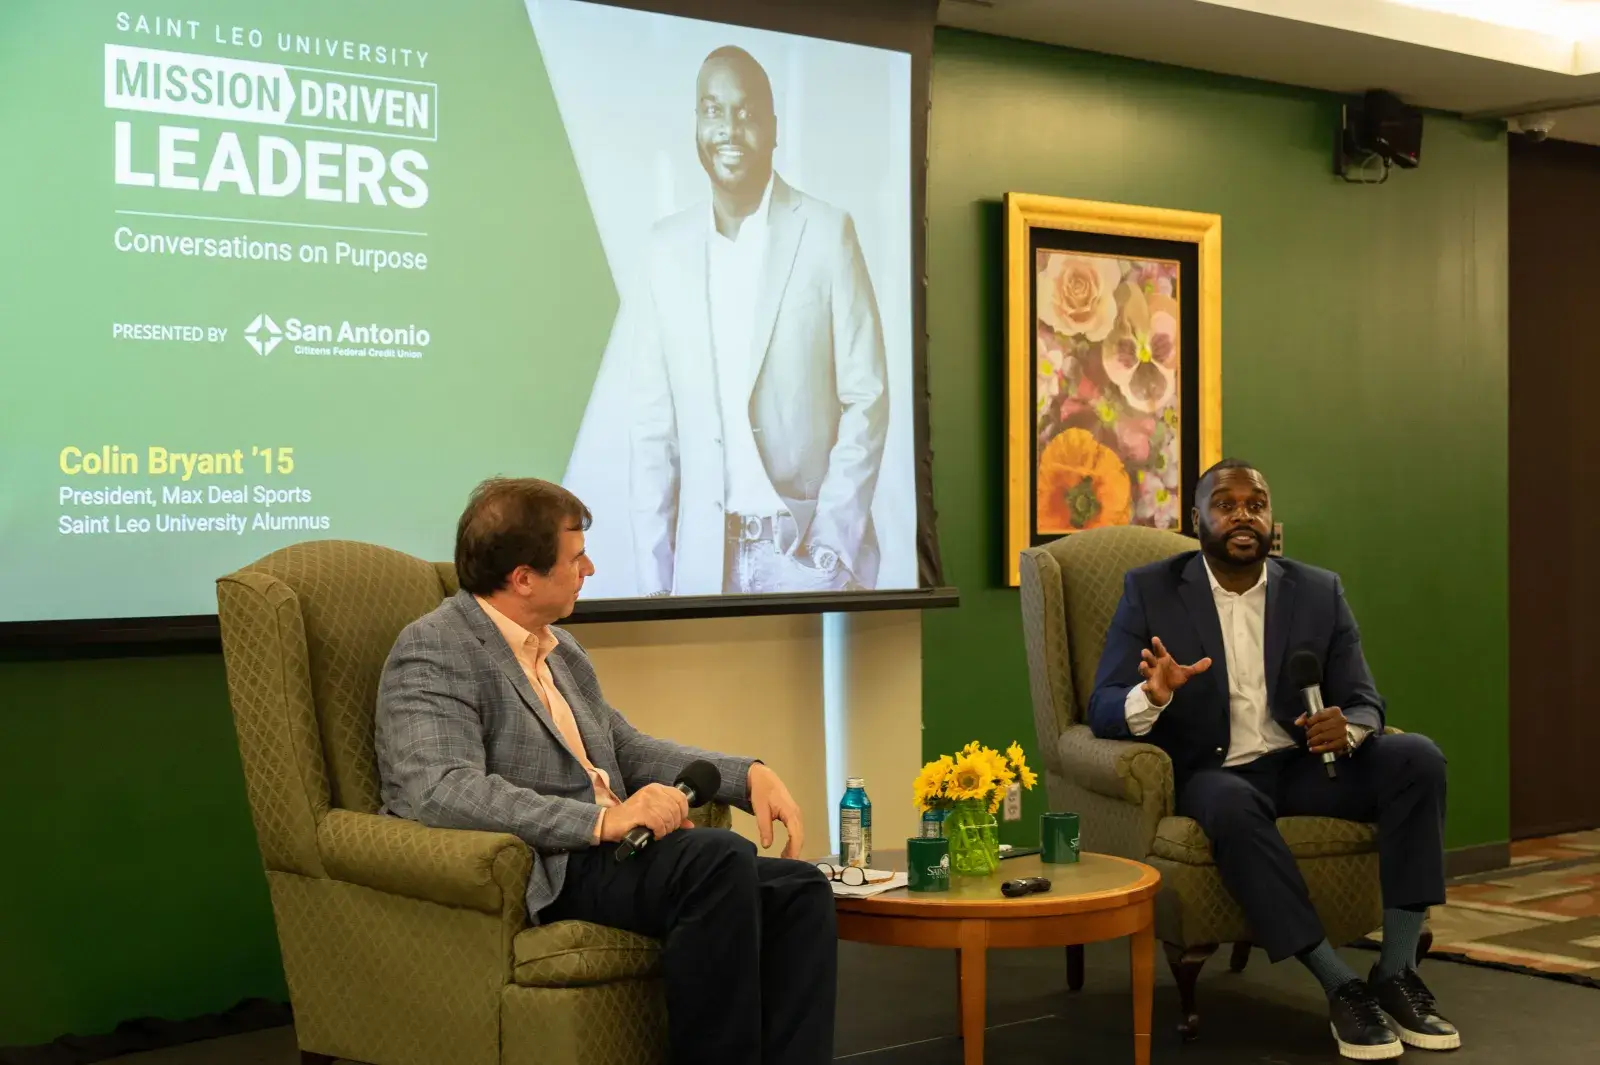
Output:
[1336, 90, 1423, 183]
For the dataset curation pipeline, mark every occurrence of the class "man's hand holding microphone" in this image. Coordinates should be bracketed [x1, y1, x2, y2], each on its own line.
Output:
[606, 760, 806, 862]
[601, 783, 694, 845]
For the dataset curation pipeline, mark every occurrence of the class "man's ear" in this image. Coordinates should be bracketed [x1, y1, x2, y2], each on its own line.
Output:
[1190, 505, 1200, 533]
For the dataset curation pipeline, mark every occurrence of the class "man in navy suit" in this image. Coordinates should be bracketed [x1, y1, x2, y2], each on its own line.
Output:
[1089, 459, 1457, 1061]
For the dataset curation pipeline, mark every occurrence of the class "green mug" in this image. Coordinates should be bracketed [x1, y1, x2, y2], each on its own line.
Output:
[1041, 812, 1081, 864]
[907, 836, 950, 892]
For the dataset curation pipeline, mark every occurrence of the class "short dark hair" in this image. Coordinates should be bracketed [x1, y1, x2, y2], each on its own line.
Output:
[454, 478, 592, 595]
[1194, 458, 1264, 508]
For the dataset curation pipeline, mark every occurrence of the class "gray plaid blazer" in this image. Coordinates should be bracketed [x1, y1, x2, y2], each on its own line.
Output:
[375, 589, 755, 918]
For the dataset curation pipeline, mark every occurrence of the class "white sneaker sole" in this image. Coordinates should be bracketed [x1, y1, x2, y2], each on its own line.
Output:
[1382, 1011, 1462, 1051]
[1331, 1024, 1405, 1060]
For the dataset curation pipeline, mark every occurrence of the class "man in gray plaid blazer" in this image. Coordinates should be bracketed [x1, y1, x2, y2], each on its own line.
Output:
[377, 477, 835, 1065]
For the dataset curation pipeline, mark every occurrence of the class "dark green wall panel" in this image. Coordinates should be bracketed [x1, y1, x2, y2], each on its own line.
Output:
[921, 30, 1509, 851]
[0, 655, 286, 1046]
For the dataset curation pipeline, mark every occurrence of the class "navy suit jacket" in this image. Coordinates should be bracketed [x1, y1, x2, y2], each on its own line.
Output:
[1087, 552, 1385, 781]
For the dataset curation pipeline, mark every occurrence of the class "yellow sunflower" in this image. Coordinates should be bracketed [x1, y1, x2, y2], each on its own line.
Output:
[1007, 742, 1040, 790]
[946, 752, 994, 802]
[912, 755, 955, 809]
[982, 746, 1016, 791]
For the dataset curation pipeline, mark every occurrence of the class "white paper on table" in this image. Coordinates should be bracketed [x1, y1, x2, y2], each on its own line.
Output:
[828, 871, 908, 898]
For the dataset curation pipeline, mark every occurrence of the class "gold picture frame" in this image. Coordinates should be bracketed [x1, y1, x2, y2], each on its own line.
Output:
[1005, 193, 1223, 586]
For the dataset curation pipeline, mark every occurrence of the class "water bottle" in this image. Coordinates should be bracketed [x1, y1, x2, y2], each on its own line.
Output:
[920, 806, 948, 839]
[839, 777, 872, 868]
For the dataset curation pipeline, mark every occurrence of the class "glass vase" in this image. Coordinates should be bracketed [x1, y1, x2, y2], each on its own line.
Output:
[945, 798, 1000, 877]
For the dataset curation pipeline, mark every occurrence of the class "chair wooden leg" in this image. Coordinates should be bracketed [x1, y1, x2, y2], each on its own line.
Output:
[300, 1052, 335, 1065]
[1164, 942, 1218, 1042]
[1229, 941, 1252, 972]
[1417, 928, 1434, 967]
[1066, 943, 1085, 991]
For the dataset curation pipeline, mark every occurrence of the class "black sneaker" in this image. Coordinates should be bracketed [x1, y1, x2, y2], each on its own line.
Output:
[1370, 966, 1461, 1051]
[1328, 978, 1404, 1060]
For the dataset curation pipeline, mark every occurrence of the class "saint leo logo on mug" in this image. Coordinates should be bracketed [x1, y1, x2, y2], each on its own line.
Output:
[907, 837, 951, 891]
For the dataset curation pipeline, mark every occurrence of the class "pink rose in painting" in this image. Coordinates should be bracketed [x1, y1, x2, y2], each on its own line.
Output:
[1101, 284, 1179, 414]
[1115, 415, 1156, 464]
[1038, 253, 1123, 342]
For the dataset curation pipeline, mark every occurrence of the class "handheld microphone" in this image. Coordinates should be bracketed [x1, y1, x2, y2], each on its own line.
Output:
[614, 759, 722, 862]
[1287, 649, 1337, 780]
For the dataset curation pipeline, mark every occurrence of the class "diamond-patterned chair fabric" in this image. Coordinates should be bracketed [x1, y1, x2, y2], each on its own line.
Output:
[1153, 814, 1379, 864]
[514, 922, 662, 987]
[224, 540, 447, 813]
[1020, 526, 1390, 952]
[502, 982, 668, 1065]
[217, 540, 701, 1065]
[318, 808, 532, 915]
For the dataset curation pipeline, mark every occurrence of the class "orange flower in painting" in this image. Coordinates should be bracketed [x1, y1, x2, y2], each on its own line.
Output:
[1038, 428, 1132, 532]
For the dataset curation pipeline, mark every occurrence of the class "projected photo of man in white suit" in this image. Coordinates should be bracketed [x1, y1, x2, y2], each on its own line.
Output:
[628, 45, 889, 596]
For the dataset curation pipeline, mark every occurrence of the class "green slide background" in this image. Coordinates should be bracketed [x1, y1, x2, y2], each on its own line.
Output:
[0, 0, 612, 621]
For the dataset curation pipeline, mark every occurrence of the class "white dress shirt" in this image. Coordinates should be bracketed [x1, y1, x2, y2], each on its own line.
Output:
[1123, 559, 1298, 767]
[708, 177, 786, 516]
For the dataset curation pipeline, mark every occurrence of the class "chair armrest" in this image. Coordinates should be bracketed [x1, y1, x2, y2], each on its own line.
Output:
[318, 809, 532, 916]
[691, 802, 732, 830]
[1059, 725, 1175, 816]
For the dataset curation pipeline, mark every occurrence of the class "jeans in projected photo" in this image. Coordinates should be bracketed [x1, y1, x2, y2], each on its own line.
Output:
[723, 514, 859, 595]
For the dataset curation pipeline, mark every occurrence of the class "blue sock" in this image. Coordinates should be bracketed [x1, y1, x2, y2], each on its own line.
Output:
[1376, 906, 1428, 982]
[1298, 939, 1360, 995]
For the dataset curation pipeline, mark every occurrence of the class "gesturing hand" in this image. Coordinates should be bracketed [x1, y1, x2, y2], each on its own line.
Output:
[1139, 636, 1213, 707]
[600, 783, 693, 844]
[1296, 705, 1350, 755]
[749, 763, 805, 859]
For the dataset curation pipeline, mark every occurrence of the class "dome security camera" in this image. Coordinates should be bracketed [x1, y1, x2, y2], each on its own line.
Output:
[1510, 113, 1556, 142]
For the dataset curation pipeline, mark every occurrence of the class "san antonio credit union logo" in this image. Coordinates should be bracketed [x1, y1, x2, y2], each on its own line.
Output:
[244, 313, 282, 355]
[243, 313, 431, 357]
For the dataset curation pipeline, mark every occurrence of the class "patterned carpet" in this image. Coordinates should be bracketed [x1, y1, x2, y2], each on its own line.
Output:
[1366, 830, 1600, 985]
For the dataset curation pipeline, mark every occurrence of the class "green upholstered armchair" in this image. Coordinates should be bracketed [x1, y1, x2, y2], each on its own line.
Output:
[1019, 526, 1414, 1038]
[217, 540, 729, 1065]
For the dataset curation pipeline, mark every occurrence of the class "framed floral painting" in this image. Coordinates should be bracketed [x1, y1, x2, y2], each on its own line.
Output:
[1004, 194, 1221, 586]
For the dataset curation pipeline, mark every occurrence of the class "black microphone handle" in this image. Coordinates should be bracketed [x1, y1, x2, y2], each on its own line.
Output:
[1301, 684, 1339, 781]
[613, 781, 699, 862]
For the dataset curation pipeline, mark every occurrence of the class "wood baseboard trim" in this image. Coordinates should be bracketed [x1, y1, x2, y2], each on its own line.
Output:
[1445, 841, 1510, 879]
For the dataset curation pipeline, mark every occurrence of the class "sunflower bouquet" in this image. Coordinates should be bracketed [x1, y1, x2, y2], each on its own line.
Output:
[913, 741, 1038, 876]
[913, 740, 1039, 815]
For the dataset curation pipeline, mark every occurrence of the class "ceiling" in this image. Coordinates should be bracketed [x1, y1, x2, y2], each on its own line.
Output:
[936, 0, 1600, 145]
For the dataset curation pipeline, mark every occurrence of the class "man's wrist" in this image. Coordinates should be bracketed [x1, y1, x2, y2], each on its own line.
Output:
[803, 544, 841, 573]
[1141, 684, 1172, 710]
[1345, 723, 1372, 755]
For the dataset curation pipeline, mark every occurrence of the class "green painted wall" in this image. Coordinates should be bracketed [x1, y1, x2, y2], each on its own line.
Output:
[921, 30, 1509, 852]
[0, 655, 286, 1046]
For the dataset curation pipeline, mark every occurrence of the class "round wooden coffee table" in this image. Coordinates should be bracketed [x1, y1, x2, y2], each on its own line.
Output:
[834, 853, 1159, 1065]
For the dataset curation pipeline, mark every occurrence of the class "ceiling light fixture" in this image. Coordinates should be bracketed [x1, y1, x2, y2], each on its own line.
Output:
[1386, 0, 1600, 41]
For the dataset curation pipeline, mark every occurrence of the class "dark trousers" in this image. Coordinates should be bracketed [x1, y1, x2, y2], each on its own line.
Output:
[1176, 732, 1448, 963]
[541, 828, 836, 1065]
